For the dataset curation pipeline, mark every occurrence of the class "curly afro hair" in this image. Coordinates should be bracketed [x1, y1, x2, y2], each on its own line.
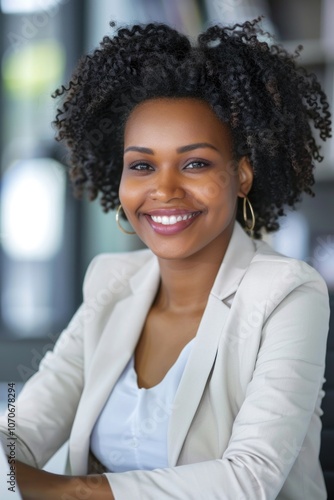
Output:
[52, 18, 331, 238]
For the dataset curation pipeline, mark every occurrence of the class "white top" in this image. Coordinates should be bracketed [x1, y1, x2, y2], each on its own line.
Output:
[90, 338, 195, 472]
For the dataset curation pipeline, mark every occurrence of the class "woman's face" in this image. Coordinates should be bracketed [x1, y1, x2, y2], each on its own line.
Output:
[120, 98, 253, 261]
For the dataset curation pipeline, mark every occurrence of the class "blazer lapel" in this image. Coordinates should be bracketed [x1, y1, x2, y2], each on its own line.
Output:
[168, 223, 256, 465]
[168, 295, 231, 465]
[70, 257, 160, 473]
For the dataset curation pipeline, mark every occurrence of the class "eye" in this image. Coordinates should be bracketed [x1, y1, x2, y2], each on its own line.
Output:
[129, 162, 154, 171]
[184, 160, 210, 170]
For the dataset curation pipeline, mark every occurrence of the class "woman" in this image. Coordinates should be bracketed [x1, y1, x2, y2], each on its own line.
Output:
[0, 18, 332, 499]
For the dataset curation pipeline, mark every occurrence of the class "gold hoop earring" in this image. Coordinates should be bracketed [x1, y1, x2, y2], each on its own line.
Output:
[115, 205, 136, 235]
[243, 196, 255, 233]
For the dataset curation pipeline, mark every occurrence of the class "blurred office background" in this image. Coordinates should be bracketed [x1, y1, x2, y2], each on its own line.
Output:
[0, 0, 333, 477]
[0, 0, 333, 345]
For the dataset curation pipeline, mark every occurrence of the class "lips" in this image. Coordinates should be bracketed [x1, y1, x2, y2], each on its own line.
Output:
[143, 210, 202, 235]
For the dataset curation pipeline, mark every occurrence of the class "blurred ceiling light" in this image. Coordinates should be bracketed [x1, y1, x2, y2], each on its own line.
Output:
[1, 0, 62, 14]
[1, 158, 66, 260]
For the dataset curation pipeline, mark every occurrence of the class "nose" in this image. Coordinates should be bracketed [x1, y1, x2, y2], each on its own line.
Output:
[149, 169, 186, 202]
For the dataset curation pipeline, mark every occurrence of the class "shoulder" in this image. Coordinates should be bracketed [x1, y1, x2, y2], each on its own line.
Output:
[82, 248, 156, 298]
[242, 239, 329, 316]
[251, 239, 327, 290]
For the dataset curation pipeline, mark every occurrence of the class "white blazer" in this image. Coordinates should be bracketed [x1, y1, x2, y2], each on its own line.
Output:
[0, 223, 330, 499]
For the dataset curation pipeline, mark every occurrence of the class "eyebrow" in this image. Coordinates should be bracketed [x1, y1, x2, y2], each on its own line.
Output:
[177, 142, 219, 153]
[123, 142, 219, 154]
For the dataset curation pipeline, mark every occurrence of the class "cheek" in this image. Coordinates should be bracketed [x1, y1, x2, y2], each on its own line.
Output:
[118, 176, 150, 217]
[199, 171, 239, 207]
[118, 175, 137, 205]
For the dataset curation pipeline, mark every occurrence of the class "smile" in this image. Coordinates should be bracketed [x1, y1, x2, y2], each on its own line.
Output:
[150, 213, 197, 225]
[144, 211, 201, 235]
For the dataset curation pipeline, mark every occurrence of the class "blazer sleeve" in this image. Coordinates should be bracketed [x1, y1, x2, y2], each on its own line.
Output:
[105, 262, 330, 500]
[0, 257, 98, 468]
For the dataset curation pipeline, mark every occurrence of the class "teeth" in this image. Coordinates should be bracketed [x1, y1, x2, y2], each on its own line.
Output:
[150, 213, 197, 225]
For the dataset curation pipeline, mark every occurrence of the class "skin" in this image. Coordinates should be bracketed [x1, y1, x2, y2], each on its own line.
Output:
[121, 98, 253, 388]
[15, 97, 253, 498]
[14, 460, 113, 499]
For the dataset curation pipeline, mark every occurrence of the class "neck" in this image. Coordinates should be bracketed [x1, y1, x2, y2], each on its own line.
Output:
[155, 231, 233, 313]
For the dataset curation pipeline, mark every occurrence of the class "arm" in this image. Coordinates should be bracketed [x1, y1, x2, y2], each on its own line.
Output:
[0, 254, 115, 499]
[0, 308, 85, 467]
[15, 460, 114, 500]
[0, 257, 99, 467]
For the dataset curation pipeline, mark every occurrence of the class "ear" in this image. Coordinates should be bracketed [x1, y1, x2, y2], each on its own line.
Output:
[237, 156, 253, 197]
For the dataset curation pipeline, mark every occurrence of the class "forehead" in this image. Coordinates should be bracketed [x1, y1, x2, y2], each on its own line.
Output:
[124, 98, 232, 150]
